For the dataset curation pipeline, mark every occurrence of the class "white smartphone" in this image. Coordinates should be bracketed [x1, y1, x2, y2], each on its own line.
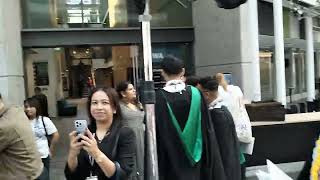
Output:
[74, 120, 88, 135]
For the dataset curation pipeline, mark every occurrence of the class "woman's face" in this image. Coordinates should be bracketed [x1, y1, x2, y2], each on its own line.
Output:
[90, 90, 115, 123]
[122, 84, 136, 101]
[24, 103, 37, 119]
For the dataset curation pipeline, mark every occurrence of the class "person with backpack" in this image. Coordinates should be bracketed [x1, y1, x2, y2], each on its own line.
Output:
[24, 97, 60, 177]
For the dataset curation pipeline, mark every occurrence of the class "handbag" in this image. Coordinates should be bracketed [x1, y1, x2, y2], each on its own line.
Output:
[41, 116, 53, 147]
[227, 86, 253, 143]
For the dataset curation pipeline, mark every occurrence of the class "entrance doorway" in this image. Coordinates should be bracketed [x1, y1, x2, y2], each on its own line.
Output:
[68, 45, 143, 98]
[24, 45, 143, 99]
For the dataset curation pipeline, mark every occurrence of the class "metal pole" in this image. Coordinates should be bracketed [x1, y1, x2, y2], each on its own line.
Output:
[140, 0, 159, 180]
[273, 0, 287, 106]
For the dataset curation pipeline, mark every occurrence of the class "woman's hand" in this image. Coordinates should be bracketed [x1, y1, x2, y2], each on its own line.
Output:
[69, 131, 83, 157]
[67, 131, 83, 172]
[80, 129, 101, 158]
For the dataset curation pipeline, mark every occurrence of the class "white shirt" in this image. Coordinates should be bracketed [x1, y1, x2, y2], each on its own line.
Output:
[163, 79, 186, 93]
[218, 85, 244, 114]
[30, 116, 57, 158]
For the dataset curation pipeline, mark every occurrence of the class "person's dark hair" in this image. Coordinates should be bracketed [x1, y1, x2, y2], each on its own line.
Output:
[24, 97, 41, 117]
[87, 87, 122, 131]
[0, 93, 2, 99]
[161, 56, 184, 75]
[34, 87, 41, 92]
[198, 76, 213, 88]
[116, 81, 130, 99]
[185, 75, 200, 86]
[201, 79, 219, 92]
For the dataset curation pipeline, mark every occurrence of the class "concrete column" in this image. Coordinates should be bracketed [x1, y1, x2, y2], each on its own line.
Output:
[273, 0, 287, 106]
[0, 1, 25, 105]
[248, 0, 261, 102]
[239, 0, 261, 102]
[306, 16, 315, 101]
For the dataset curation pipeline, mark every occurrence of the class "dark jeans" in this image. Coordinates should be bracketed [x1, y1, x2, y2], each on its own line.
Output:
[42, 157, 50, 173]
[37, 157, 50, 180]
[36, 166, 49, 180]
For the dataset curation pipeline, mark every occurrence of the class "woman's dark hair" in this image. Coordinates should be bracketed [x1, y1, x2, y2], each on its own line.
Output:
[185, 75, 200, 86]
[201, 79, 219, 92]
[198, 76, 213, 88]
[87, 87, 122, 131]
[116, 81, 130, 99]
[161, 56, 184, 75]
[24, 97, 41, 117]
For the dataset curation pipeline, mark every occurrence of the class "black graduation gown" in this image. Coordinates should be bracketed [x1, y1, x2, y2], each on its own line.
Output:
[209, 106, 242, 180]
[155, 86, 226, 180]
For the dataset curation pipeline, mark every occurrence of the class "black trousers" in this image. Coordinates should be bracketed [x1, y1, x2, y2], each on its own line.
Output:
[241, 162, 246, 180]
[42, 157, 50, 173]
[37, 157, 50, 180]
[36, 166, 49, 180]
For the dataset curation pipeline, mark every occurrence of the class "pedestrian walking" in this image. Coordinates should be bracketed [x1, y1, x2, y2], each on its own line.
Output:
[116, 81, 145, 180]
[24, 97, 60, 176]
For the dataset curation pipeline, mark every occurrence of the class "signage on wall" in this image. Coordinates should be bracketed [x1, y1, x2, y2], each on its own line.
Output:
[152, 45, 183, 64]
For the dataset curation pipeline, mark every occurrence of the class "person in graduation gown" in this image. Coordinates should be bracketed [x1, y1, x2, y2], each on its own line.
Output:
[199, 77, 242, 180]
[155, 56, 226, 180]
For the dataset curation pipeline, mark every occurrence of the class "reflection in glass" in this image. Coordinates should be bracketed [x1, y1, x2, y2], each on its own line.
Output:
[21, 0, 192, 28]
[150, 0, 192, 27]
[259, 52, 274, 101]
[294, 52, 306, 94]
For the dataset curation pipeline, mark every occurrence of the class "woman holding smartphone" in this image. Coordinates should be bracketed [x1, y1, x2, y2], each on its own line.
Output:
[64, 87, 136, 180]
[116, 81, 145, 180]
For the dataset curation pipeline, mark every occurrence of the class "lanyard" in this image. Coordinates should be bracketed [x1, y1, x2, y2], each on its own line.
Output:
[89, 155, 94, 177]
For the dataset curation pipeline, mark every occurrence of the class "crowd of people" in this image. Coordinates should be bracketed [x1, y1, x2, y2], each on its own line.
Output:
[1, 56, 317, 179]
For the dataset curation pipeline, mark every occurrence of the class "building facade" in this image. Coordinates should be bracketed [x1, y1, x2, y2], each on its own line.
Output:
[0, 0, 320, 116]
[193, 0, 320, 106]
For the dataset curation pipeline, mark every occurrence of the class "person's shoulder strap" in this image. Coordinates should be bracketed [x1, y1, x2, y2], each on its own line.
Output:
[41, 116, 49, 136]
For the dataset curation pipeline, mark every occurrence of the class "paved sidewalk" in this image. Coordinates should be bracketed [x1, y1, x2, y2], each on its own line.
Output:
[49, 98, 305, 180]
[246, 161, 304, 180]
[50, 98, 88, 180]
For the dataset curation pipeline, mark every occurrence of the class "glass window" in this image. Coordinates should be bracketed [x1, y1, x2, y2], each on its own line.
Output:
[293, 52, 306, 93]
[259, 51, 274, 101]
[151, 43, 193, 72]
[21, 0, 192, 29]
[150, 43, 193, 88]
[33, 62, 49, 86]
[150, 0, 192, 27]
[284, 50, 307, 95]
